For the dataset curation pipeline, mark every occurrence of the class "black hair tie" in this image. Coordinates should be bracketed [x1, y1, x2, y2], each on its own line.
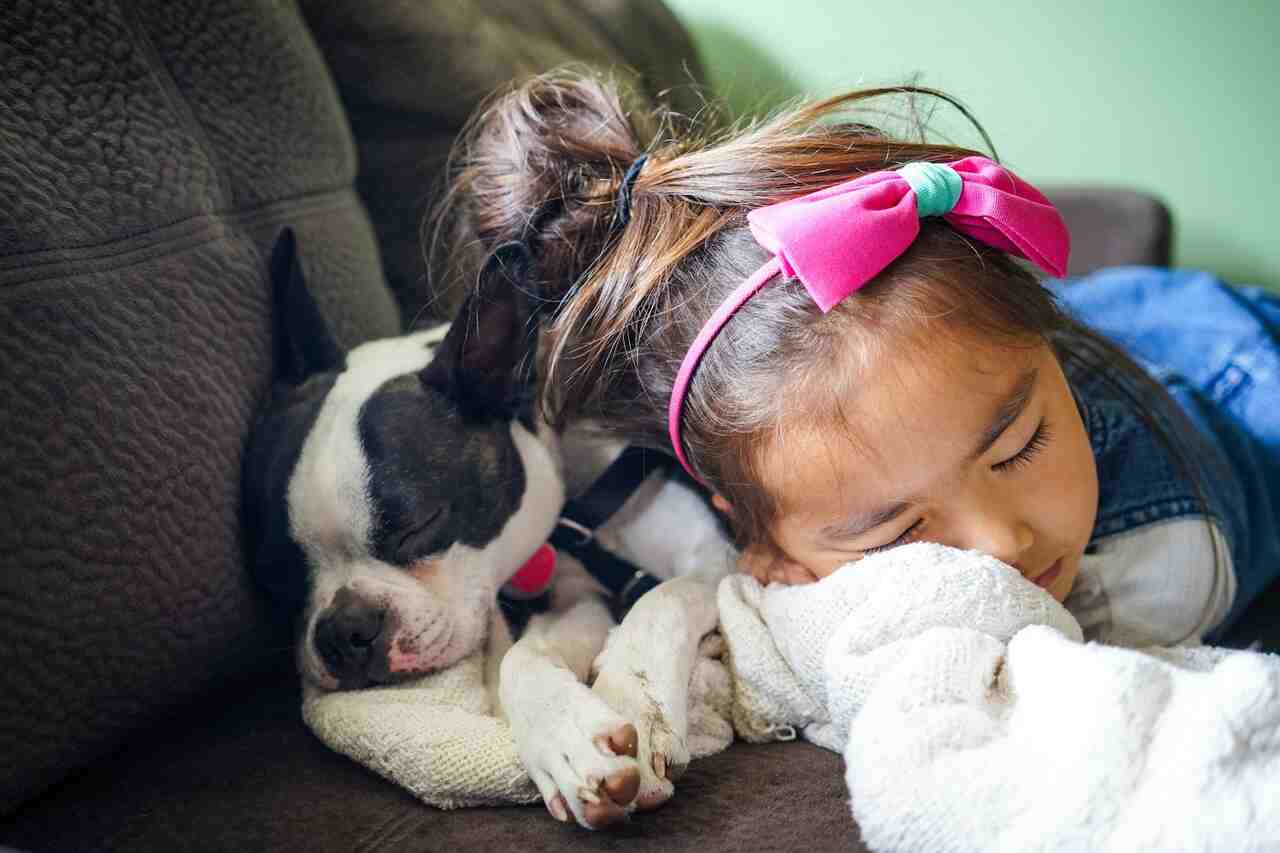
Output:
[613, 154, 649, 228]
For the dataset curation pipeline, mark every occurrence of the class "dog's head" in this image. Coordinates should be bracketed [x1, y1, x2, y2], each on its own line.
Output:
[242, 230, 563, 690]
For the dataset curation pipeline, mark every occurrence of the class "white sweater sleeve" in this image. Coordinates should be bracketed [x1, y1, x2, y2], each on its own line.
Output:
[1064, 517, 1236, 648]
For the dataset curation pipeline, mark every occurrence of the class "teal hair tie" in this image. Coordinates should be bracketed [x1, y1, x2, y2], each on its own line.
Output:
[898, 162, 963, 218]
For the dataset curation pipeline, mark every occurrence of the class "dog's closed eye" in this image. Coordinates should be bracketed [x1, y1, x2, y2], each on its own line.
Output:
[394, 505, 450, 565]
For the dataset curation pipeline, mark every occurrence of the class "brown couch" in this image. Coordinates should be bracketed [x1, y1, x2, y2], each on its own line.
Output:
[1, 2, 1274, 851]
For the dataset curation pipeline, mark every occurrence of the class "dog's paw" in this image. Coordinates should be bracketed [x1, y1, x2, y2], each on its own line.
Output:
[515, 682, 642, 829]
[590, 665, 689, 811]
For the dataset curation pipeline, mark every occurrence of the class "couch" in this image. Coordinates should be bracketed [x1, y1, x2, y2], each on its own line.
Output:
[0, 2, 1273, 851]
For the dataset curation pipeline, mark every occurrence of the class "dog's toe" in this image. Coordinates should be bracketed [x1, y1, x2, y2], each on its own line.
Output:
[631, 725, 689, 811]
[594, 722, 638, 758]
[582, 794, 627, 829]
[604, 764, 641, 806]
[577, 765, 638, 829]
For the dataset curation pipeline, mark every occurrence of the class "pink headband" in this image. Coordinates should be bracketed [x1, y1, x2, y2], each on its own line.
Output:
[666, 155, 1071, 480]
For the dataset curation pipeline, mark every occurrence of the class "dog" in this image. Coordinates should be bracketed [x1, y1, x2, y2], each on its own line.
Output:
[242, 230, 734, 828]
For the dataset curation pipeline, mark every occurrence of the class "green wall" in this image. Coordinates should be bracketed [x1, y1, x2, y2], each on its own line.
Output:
[664, 0, 1280, 289]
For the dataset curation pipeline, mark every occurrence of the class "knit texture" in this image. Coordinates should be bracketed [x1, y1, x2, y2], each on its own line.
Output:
[718, 542, 1280, 852]
[303, 602, 734, 809]
[717, 542, 1083, 750]
[303, 650, 539, 809]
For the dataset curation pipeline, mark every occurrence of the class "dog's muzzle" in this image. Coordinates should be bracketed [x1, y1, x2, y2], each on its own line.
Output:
[313, 587, 390, 687]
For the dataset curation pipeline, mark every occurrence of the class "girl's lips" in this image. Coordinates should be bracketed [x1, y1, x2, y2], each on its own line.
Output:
[1033, 558, 1063, 590]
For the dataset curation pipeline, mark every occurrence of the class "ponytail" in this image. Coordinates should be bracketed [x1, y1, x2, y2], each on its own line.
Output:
[427, 67, 658, 316]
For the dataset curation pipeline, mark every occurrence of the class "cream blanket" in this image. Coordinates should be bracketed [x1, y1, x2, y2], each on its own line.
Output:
[302, 610, 735, 810]
[305, 542, 1280, 851]
[720, 542, 1280, 853]
[302, 644, 539, 808]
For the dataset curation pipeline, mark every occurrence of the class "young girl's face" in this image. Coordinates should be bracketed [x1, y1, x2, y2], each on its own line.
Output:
[753, 332, 1099, 603]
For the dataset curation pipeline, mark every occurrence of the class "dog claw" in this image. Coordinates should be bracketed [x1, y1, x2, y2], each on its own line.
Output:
[547, 794, 570, 823]
[573, 761, 640, 829]
[604, 766, 641, 806]
[583, 796, 626, 829]
[651, 750, 686, 783]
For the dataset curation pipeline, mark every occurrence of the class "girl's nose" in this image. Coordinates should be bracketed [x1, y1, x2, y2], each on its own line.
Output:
[962, 508, 1035, 573]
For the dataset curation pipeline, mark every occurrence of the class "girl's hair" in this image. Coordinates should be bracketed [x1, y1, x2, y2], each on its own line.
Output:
[431, 67, 1219, 551]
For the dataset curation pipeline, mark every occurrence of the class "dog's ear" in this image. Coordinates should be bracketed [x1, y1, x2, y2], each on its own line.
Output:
[269, 227, 344, 384]
[420, 242, 535, 417]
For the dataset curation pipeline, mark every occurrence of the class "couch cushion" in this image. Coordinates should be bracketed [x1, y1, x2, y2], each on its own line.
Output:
[0, 0, 400, 814]
[1044, 187, 1173, 275]
[0, 671, 866, 853]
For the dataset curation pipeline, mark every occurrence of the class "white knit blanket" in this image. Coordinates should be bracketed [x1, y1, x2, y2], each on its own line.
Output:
[302, 610, 735, 810]
[719, 542, 1280, 852]
[302, 641, 539, 809]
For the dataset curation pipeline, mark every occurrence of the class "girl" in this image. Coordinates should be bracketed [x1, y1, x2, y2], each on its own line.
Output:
[435, 70, 1279, 649]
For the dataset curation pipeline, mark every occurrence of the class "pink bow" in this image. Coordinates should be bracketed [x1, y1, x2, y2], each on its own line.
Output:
[747, 156, 1070, 311]
[668, 156, 1071, 480]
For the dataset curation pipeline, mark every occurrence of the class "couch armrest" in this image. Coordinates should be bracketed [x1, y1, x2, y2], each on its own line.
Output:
[1044, 187, 1173, 275]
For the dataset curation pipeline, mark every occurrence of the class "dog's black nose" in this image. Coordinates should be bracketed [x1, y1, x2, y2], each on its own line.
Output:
[314, 589, 386, 682]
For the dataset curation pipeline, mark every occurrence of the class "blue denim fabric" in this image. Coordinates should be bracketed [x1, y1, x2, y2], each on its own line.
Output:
[1051, 268, 1280, 637]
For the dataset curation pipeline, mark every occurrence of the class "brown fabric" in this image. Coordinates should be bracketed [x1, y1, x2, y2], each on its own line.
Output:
[298, 0, 706, 324]
[0, 0, 399, 814]
[1043, 187, 1173, 274]
[0, 672, 866, 853]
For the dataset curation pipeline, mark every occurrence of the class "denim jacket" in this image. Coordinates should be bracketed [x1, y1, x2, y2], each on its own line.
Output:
[1052, 268, 1280, 645]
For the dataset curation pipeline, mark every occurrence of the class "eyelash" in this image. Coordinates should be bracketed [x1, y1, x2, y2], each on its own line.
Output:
[992, 419, 1053, 473]
[863, 519, 925, 555]
[861, 420, 1054, 555]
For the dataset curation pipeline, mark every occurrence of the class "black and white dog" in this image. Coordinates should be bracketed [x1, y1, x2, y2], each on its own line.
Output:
[242, 230, 733, 828]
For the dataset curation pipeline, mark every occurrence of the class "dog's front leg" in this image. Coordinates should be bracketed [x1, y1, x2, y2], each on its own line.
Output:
[590, 573, 721, 811]
[500, 555, 641, 829]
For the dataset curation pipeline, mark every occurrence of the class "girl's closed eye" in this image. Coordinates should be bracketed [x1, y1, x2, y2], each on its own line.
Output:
[993, 419, 1053, 473]
[863, 518, 926, 555]
[861, 420, 1054, 555]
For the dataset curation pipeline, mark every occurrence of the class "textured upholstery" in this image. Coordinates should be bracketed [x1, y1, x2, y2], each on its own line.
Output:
[1045, 187, 1174, 273]
[0, 671, 865, 853]
[298, 0, 707, 323]
[0, 0, 399, 815]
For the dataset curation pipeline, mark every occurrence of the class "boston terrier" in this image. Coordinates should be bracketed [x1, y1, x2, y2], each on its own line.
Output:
[241, 230, 734, 829]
